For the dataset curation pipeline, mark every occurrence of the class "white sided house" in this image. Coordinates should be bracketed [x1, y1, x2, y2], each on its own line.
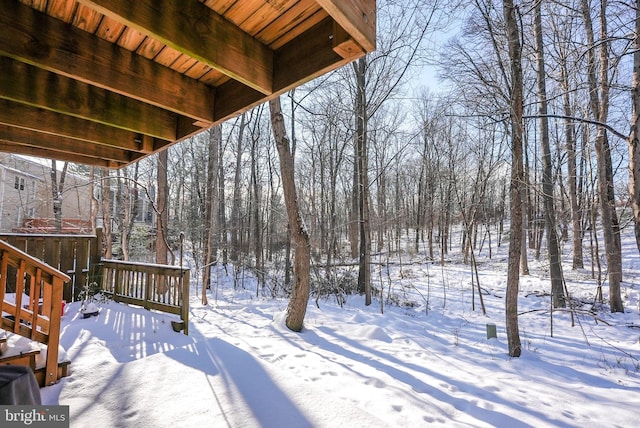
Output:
[0, 154, 91, 233]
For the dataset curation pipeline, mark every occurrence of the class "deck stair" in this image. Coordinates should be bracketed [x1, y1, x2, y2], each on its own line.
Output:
[0, 239, 71, 386]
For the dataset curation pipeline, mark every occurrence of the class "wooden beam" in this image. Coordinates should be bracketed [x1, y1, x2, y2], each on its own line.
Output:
[0, 124, 133, 164]
[273, 18, 362, 92]
[0, 57, 178, 141]
[176, 116, 210, 142]
[214, 80, 265, 125]
[332, 21, 365, 60]
[0, 0, 215, 125]
[77, 0, 274, 95]
[0, 141, 124, 168]
[214, 17, 363, 123]
[0, 99, 171, 153]
[316, 0, 377, 52]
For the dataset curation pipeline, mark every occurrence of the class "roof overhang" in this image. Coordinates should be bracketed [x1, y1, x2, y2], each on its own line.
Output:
[0, 0, 376, 168]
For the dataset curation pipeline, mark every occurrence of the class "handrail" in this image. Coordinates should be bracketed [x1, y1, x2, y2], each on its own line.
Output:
[100, 259, 190, 334]
[0, 239, 70, 386]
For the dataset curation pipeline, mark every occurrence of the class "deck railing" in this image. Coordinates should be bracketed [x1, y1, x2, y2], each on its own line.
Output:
[100, 259, 190, 334]
[0, 239, 70, 386]
[0, 231, 102, 303]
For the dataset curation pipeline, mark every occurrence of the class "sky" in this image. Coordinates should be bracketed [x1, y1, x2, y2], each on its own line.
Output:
[28, 227, 640, 428]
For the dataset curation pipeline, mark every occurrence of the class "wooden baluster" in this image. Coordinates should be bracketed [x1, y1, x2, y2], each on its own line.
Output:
[30, 269, 42, 339]
[13, 260, 26, 333]
[0, 251, 7, 316]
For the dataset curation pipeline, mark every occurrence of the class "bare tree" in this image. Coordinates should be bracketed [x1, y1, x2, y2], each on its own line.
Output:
[269, 96, 310, 332]
[202, 127, 221, 304]
[549, 10, 585, 269]
[504, 0, 523, 357]
[629, 0, 640, 254]
[156, 149, 169, 266]
[230, 114, 247, 264]
[101, 168, 112, 259]
[50, 160, 68, 232]
[580, 0, 623, 312]
[534, 0, 565, 308]
[350, 0, 446, 305]
[118, 163, 139, 261]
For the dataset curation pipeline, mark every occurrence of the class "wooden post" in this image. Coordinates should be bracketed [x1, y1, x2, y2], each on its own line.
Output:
[14, 260, 26, 334]
[181, 269, 189, 335]
[486, 323, 497, 339]
[0, 253, 7, 315]
[144, 270, 152, 310]
[45, 276, 64, 385]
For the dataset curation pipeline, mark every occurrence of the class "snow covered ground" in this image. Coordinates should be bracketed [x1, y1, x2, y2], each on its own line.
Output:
[39, 231, 640, 427]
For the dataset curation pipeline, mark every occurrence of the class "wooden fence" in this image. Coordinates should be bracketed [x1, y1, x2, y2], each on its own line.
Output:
[0, 231, 102, 303]
[100, 259, 190, 334]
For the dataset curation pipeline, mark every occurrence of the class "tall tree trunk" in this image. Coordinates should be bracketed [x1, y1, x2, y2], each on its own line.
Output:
[629, 0, 640, 255]
[89, 167, 99, 232]
[50, 160, 68, 232]
[521, 134, 530, 276]
[251, 131, 264, 288]
[350, 154, 359, 259]
[119, 163, 139, 262]
[269, 97, 310, 332]
[504, 0, 523, 358]
[534, 1, 565, 308]
[560, 52, 584, 269]
[581, 0, 623, 312]
[120, 169, 130, 261]
[203, 127, 221, 304]
[377, 167, 386, 253]
[156, 150, 169, 266]
[101, 168, 112, 259]
[218, 136, 228, 265]
[230, 114, 246, 263]
[354, 57, 372, 305]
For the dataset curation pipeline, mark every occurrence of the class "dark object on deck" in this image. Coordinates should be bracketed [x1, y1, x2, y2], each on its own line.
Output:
[0, 365, 41, 405]
[171, 320, 185, 332]
[81, 302, 99, 319]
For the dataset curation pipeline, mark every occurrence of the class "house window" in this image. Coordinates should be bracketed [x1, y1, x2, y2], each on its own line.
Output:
[29, 180, 36, 202]
[14, 176, 24, 191]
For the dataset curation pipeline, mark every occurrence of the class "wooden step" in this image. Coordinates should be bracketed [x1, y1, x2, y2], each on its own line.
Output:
[0, 348, 40, 369]
[33, 360, 71, 387]
[0, 333, 71, 387]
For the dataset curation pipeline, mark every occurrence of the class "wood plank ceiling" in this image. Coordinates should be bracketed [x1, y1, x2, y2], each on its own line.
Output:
[0, 0, 376, 168]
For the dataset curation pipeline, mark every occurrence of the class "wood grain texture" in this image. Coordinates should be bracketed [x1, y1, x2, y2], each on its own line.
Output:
[0, 57, 178, 140]
[316, 0, 376, 51]
[0, 99, 168, 152]
[1, 1, 215, 123]
[78, 0, 274, 94]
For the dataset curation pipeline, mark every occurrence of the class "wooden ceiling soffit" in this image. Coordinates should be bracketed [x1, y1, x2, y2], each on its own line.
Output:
[0, 0, 376, 168]
[0, 99, 167, 155]
[0, 57, 178, 141]
[0, 125, 133, 167]
[0, 1, 215, 125]
[215, 17, 364, 123]
[77, 0, 274, 95]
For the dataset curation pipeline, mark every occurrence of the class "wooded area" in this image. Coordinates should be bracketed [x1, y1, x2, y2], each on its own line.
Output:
[5, 0, 638, 355]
